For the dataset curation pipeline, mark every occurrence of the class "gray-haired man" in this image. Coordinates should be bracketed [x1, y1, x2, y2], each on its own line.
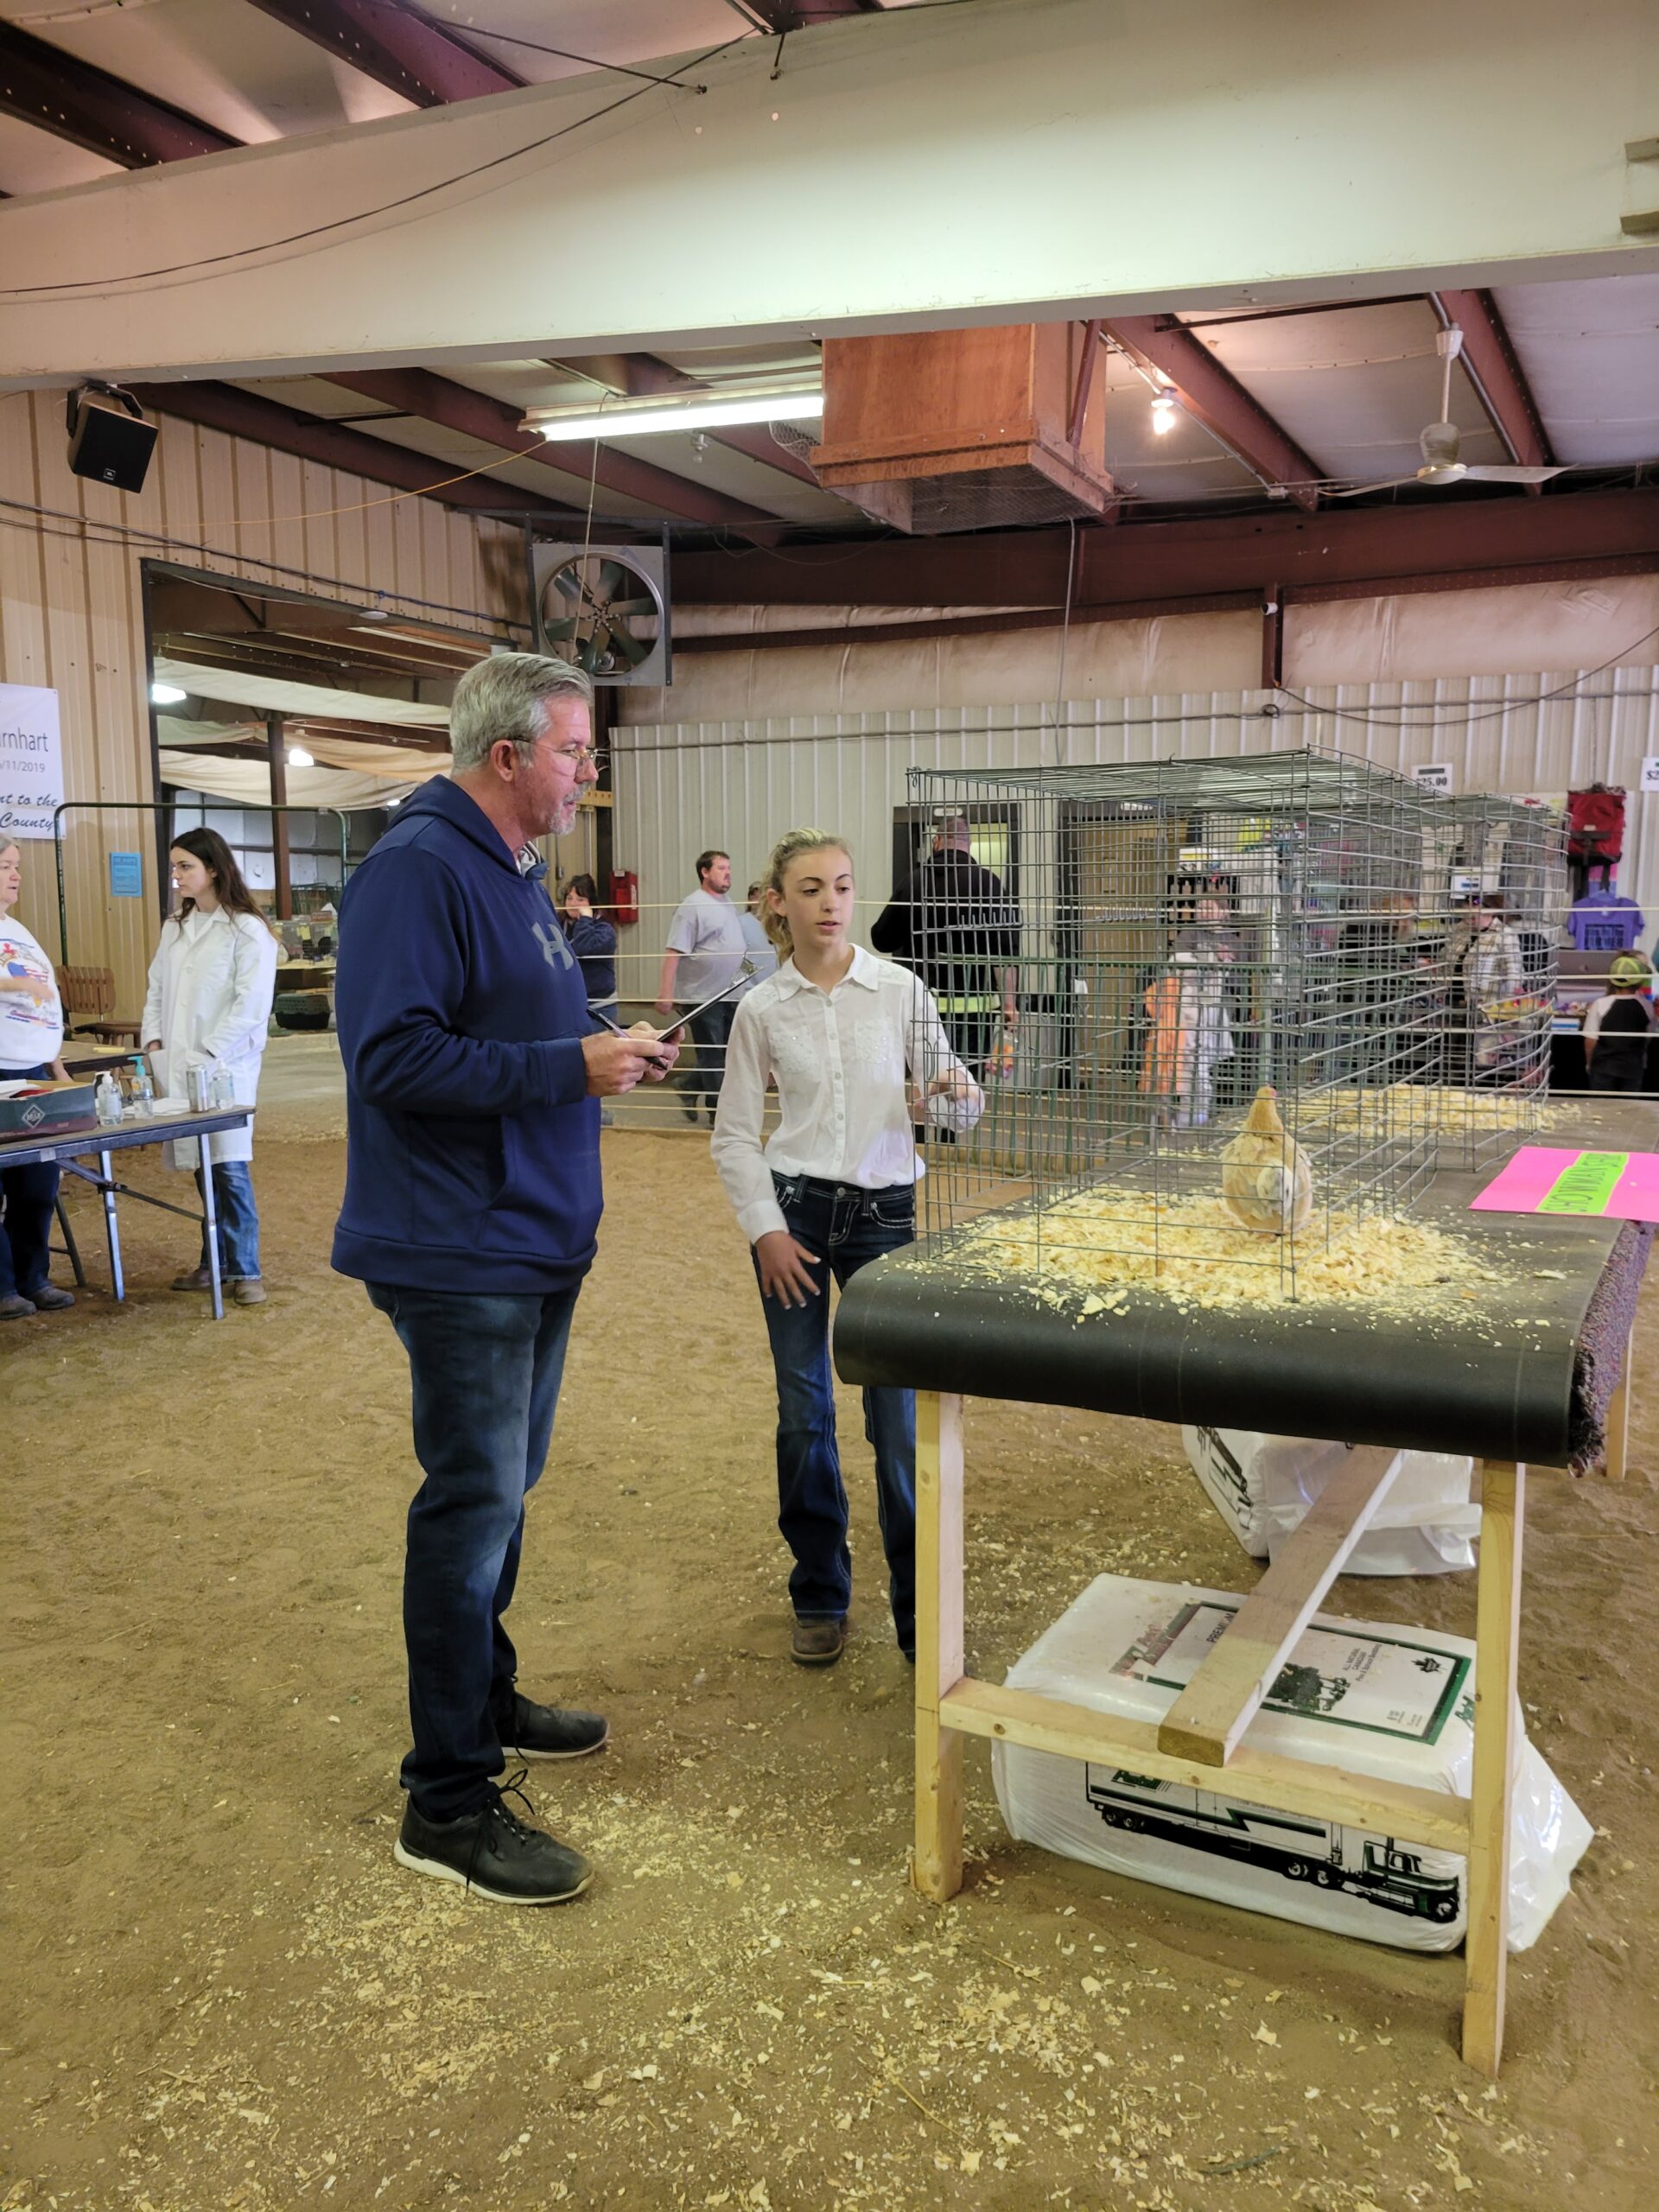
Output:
[334, 653, 677, 1905]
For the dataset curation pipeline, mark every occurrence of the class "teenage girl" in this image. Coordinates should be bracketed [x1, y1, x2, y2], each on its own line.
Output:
[712, 827, 982, 1667]
[142, 828, 279, 1304]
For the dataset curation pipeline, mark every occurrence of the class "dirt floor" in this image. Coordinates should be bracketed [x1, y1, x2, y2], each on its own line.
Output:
[3, 1047, 1656, 2212]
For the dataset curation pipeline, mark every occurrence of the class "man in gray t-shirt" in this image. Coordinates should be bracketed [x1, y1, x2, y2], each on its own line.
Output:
[656, 849, 747, 1126]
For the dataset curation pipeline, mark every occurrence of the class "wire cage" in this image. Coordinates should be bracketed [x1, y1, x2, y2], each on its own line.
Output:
[1422, 792, 1567, 1169]
[904, 748, 1460, 1300]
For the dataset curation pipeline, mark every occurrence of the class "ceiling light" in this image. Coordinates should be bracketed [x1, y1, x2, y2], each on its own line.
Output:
[150, 681, 188, 705]
[523, 389, 823, 442]
[358, 605, 391, 622]
[1149, 388, 1180, 435]
[288, 745, 315, 768]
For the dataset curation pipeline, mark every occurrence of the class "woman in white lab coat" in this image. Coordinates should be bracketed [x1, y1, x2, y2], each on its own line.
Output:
[142, 828, 279, 1305]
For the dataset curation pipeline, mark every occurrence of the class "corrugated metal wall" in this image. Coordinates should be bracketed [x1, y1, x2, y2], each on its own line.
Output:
[612, 670, 1659, 992]
[0, 391, 524, 1014]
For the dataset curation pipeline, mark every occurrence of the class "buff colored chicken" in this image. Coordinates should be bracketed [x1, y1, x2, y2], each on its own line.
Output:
[1220, 1084, 1313, 1236]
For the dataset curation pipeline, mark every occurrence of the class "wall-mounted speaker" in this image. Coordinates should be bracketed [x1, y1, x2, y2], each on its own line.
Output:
[66, 387, 157, 494]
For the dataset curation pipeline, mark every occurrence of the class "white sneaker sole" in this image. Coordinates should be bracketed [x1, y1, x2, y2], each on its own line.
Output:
[498, 1724, 611, 1763]
[392, 1837, 594, 1905]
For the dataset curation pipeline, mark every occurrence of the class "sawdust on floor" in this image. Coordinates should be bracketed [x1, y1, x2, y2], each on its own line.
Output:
[3, 1113, 1655, 2212]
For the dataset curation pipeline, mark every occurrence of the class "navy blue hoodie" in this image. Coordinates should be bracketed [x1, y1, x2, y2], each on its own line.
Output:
[331, 776, 599, 1294]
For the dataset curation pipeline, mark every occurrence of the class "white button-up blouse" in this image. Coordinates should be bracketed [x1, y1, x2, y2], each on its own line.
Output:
[711, 944, 981, 1244]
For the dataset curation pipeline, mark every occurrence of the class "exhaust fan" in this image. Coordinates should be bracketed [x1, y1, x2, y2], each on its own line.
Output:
[530, 541, 670, 687]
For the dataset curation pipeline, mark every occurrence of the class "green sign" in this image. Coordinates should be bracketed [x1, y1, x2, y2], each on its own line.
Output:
[1536, 1151, 1629, 1216]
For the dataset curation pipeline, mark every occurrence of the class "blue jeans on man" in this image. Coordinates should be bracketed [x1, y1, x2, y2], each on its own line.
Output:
[194, 1160, 262, 1279]
[0, 1060, 59, 1300]
[365, 1281, 580, 1823]
[754, 1175, 916, 1653]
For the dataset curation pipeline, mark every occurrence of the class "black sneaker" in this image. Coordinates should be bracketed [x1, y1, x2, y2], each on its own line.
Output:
[394, 1775, 593, 1905]
[496, 1690, 609, 1763]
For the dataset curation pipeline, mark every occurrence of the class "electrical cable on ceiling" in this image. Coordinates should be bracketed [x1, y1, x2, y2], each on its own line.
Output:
[230, 445, 561, 529]
[608, 676, 1659, 759]
[0, 40, 744, 298]
[419, 18, 711, 90]
[10, 0, 163, 20]
[1272, 619, 1659, 731]
[0, 493, 532, 635]
[1049, 515, 1077, 767]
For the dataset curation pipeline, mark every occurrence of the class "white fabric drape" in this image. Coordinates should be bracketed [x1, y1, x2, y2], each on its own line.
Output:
[152, 658, 451, 730]
[157, 750, 429, 810]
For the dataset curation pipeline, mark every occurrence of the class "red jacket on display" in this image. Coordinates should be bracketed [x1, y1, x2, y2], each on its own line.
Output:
[1567, 787, 1625, 864]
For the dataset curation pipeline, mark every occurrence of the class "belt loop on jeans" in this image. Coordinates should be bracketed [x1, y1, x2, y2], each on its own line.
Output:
[783, 1174, 915, 1211]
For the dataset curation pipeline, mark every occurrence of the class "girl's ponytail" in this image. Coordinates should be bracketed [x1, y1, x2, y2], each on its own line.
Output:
[760, 827, 853, 959]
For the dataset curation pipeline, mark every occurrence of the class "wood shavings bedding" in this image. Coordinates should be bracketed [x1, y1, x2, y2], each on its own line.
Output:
[1297, 1085, 1567, 1135]
[949, 1186, 1495, 1310]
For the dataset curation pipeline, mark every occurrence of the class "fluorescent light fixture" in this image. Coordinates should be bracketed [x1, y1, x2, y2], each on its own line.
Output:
[150, 681, 188, 705]
[1149, 388, 1179, 435]
[287, 745, 315, 768]
[524, 389, 823, 442]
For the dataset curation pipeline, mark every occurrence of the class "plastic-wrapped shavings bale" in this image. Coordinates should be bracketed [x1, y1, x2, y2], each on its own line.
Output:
[991, 1574, 1590, 1953]
[1181, 1427, 1479, 1574]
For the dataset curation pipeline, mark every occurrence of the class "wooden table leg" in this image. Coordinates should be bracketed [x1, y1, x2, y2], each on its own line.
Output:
[1462, 1459, 1525, 2077]
[913, 1389, 965, 1903]
[1603, 1325, 1634, 1480]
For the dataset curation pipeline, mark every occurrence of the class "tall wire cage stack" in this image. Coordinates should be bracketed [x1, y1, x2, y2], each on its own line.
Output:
[1426, 792, 1567, 1171]
[902, 749, 1448, 1300]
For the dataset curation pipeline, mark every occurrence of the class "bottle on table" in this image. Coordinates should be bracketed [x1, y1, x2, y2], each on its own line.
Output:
[94, 1072, 121, 1126]
[131, 1055, 155, 1117]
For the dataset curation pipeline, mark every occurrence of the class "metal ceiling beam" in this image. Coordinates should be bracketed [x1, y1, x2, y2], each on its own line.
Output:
[672, 551, 1659, 652]
[735, 3, 884, 29]
[0, 22, 240, 166]
[330, 366, 785, 531]
[671, 485, 1659, 608]
[129, 381, 562, 518]
[549, 352, 823, 487]
[241, 1, 521, 108]
[1432, 288, 1556, 474]
[15, 1, 1657, 391]
[1103, 316, 1325, 512]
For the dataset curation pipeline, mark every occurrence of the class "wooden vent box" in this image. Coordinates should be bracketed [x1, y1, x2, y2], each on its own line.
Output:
[810, 323, 1116, 535]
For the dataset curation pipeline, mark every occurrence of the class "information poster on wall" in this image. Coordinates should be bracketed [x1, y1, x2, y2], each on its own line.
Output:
[0, 683, 64, 840]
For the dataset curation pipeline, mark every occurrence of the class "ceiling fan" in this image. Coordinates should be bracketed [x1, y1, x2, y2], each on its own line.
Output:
[1332, 325, 1567, 497]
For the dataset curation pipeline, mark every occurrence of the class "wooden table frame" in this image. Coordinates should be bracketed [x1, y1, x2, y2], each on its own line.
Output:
[912, 1356, 1630, 2077]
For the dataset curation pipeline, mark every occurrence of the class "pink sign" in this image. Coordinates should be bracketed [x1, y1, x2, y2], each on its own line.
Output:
[1470, 1146, 1659, 1222]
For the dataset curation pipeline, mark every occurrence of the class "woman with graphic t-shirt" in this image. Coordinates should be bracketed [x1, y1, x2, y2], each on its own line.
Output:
[0, 838, 74, 1319]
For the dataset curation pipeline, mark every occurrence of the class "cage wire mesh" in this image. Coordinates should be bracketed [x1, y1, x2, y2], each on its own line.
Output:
[1425, 792, 1567, 1170]
[904, 748, 1493, 1300]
